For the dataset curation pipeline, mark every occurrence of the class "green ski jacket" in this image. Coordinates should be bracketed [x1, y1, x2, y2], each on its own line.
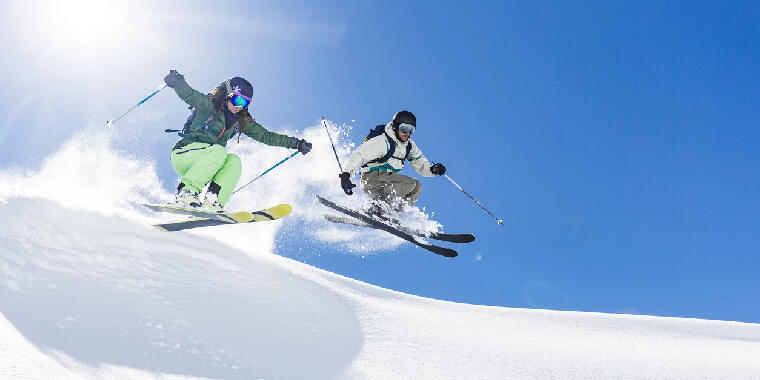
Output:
[171, 80, 294, 151]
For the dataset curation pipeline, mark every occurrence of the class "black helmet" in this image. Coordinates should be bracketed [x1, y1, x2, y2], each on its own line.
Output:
[226, 77, 254, 99]
[392, 110, 416, 129]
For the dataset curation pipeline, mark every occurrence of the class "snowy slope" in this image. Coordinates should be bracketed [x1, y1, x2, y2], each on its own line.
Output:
[2, 197, 760, 379]
[1, 128, 760, 379]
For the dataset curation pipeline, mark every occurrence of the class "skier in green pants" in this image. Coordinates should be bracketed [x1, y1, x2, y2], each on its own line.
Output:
[163, 70, 312, 211]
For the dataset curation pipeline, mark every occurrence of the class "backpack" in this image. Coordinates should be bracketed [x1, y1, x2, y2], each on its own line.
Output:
[165, 96, 252, 144]
[363, 124, 412, 166]
[164, 95, 221, 138]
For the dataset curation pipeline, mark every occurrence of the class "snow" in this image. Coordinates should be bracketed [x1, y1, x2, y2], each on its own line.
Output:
[1, 125, 760, 379]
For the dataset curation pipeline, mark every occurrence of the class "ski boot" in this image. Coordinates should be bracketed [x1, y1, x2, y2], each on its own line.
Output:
[175, 183, 202, 208]
[201, 182, 224, 212]
[363, 202, 400, 225]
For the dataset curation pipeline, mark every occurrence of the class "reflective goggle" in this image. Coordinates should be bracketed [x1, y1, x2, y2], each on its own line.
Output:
[398, 122, 415, 134]
[228, 92, 251, 108]
[225, 80, 252, 108]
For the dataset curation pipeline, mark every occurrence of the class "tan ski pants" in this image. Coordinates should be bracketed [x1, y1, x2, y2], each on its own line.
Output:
[360, 171, 422, 207]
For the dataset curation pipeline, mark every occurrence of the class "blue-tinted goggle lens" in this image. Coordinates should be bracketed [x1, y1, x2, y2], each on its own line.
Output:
[229, 94, 251, 108]
[398, 122, 415, 134]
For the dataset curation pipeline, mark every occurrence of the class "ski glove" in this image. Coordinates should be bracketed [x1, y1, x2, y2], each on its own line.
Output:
[431, 162, 446, 175]
[164, 70, 185, 88]
[290, 138, 312, 155]
[339, 172, 356, 195]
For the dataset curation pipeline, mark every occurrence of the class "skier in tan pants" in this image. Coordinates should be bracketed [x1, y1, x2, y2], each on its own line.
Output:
[339, 110, 446, 220]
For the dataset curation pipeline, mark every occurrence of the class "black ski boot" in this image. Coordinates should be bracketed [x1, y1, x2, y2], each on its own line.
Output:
[363, 202, 399, 225]
[202, 182, 224, 212]
[175, 183, 202, 208]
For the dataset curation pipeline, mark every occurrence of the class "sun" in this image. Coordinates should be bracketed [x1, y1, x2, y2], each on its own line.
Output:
[20, 0, 139, 59]
[43, 0, 129, 47]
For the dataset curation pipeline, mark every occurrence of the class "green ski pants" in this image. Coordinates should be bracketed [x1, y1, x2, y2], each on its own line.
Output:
[170, 142, 241, 206]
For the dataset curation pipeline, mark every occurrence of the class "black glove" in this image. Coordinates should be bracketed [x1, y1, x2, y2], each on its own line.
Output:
[164, 70, 185, 88]
[290, 138, 312, 155]
[430, 162, 446, 175]
[339, 172, 356, 195]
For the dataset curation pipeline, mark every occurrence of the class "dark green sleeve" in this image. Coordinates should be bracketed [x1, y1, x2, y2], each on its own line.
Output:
[173, 80, 214, 115]
[241, 118, 294, 148]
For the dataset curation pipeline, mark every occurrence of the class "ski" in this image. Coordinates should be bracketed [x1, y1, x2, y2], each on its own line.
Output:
[316, 195, 458, 258]
[153, 217, 228, 232]
[144, 203, 292, 231]
[323, 214, 474, 243]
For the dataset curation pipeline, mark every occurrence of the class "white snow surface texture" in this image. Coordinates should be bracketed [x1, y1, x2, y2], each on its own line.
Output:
[1, 127, 760, 380]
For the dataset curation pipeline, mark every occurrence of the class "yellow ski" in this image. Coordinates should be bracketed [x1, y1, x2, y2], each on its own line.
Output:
[144, 203, 292, 231]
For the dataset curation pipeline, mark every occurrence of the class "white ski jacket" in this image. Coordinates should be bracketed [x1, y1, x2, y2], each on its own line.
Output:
[344, 123, 435, 177]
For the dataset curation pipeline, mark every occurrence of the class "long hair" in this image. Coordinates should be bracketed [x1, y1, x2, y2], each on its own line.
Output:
[208, 86, 227, 110]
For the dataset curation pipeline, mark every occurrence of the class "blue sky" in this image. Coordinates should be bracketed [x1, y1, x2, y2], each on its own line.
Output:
[1, 1, 759, 323]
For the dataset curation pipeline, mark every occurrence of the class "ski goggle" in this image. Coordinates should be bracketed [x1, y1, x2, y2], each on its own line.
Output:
[398, 122, 415, 134]
[228, 92, 251, 108]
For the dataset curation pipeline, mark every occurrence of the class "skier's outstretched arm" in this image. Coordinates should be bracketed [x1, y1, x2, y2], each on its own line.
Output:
[408, 143, 436, 177]
[164, 70, 215, 115]
[241, 119, 312, 154]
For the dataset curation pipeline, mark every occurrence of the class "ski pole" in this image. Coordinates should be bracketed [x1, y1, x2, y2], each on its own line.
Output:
[322, 117, 355, 195]
[444, 174, 503, 225]
[321, 117, 345, 173]
[231, 151, 300, 195]
[106, 83, 168, 127]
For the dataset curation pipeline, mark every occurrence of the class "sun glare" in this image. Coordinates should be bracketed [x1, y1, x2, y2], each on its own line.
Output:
[27, 0, 136, 57]
[46, 0, 127, 47]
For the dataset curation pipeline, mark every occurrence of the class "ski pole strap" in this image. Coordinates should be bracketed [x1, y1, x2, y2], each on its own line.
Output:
[231, 151, 300, 195]
[444, 174, 503, 225]
[107, 83, 168, 127]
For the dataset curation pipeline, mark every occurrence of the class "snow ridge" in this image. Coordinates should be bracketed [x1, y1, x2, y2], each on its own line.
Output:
[1, 126, 759, 379]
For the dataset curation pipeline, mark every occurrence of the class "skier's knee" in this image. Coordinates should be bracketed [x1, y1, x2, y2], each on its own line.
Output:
[411, 179, 422, 195]
[404, 179, 422, 204]
[225, 153, 241, 167]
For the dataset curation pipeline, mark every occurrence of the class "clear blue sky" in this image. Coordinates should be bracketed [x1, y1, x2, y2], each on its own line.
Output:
[1, 1, 758, 323]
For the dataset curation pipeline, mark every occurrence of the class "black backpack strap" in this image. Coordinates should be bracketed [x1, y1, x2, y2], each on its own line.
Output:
[364, 133, 415, 167]
[365, 133, 396, 165]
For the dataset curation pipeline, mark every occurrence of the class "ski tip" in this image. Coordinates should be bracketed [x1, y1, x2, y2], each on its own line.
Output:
[431, 232, 476, 243]
[223, 204, 292, 223]
[436, 248, 458, 258]
[267, 204, 293, 218]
